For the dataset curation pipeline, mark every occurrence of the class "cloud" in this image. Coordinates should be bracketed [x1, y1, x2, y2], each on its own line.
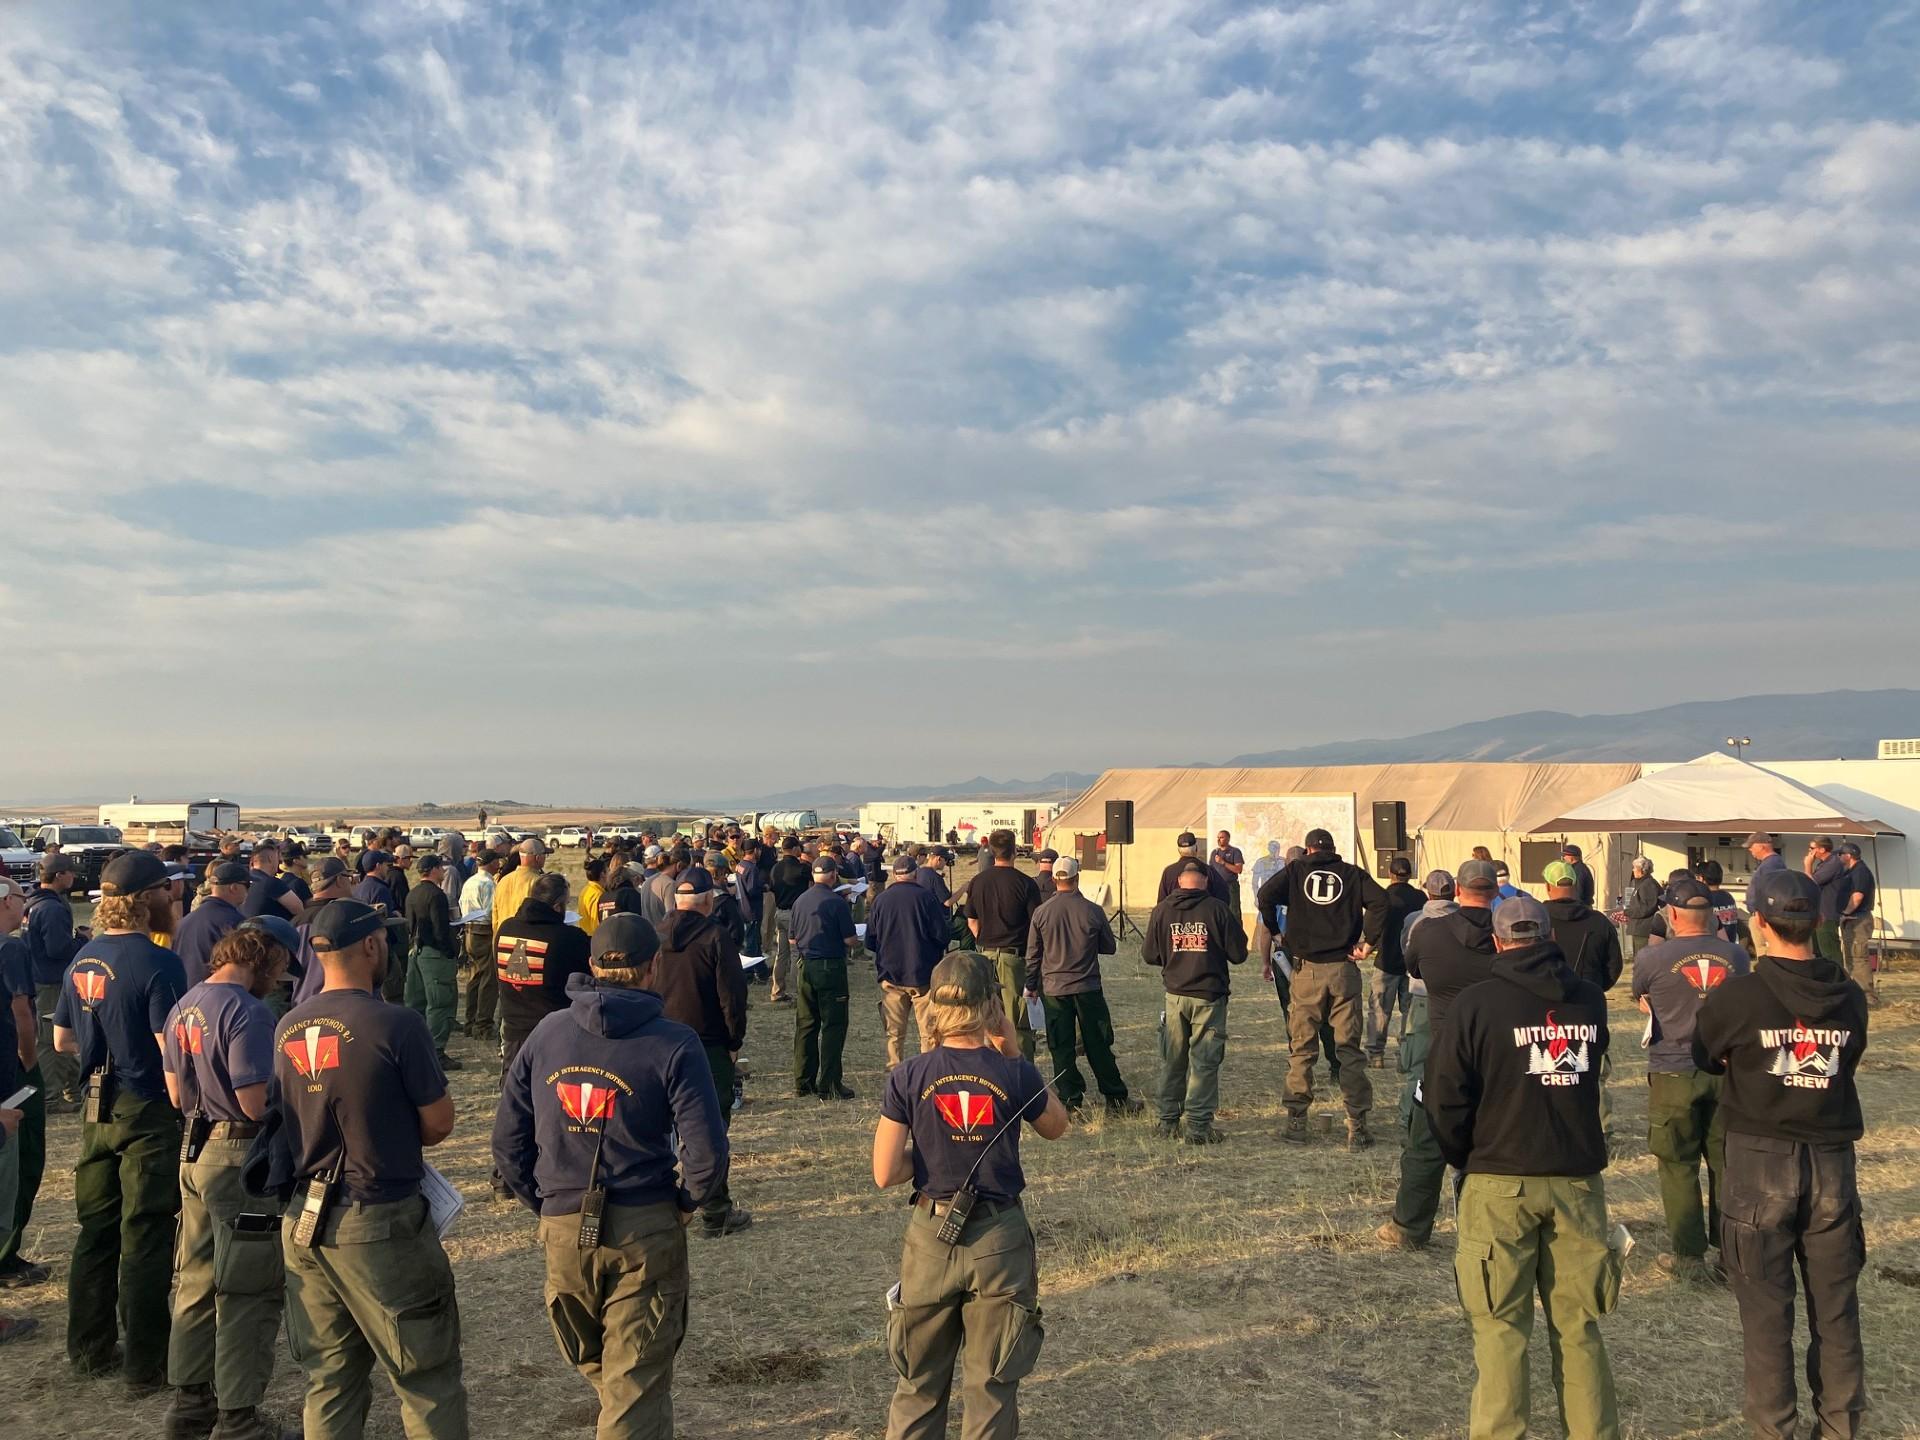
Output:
[2, 0, 1917, 803]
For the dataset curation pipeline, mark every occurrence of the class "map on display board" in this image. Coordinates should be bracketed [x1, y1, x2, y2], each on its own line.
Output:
[1208, 794, 1359, 924]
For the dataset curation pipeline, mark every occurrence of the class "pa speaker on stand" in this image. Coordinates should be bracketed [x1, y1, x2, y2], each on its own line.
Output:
[1102, 800, 1143, 940]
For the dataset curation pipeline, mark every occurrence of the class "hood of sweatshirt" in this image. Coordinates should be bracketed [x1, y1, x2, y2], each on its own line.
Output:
[1488, 940, 1577, 1001]
[1418, 898, 1459, 922]
[1543, 896, 1598, 925]
[1755, 953, 1858, 1023]
[1165, 887, 1216, 913]
[564, 972, 666, 1037]
[660, 908, 716, 951]
[518, 898, 565, 926]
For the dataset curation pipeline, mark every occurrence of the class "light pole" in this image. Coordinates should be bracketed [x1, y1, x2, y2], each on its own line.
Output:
[1726, 736, 1751, 759]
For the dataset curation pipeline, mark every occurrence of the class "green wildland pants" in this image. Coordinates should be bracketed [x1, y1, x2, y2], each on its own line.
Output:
[885, 1199, 1043, 1440]
[701, 1046, 735, 1225]
[69, 1092, 183, 1383]
[541, 1200, 688, 1440]
[1042, 991, 1129, 1109]
[1, 1058, 46, 1266]
[1284, 959, 1372, 1120]
[1647, 1068, 1726, 1259]
[980, 948, 1037, 1061]
[404, 946, 461, 1051]
[461, 924, 497, 1031]
[1815, 919, 1842, 966]
[283, 1193, 469, 1440]
[169, 1137, 286, 1407]
[36, 982, 79, 1100]
[1391, 997, 1445, 1243]
[1454, 1173, 1623, 1440]
[1158, 993, 1228, 1134]
[795, 955, 850, 1094]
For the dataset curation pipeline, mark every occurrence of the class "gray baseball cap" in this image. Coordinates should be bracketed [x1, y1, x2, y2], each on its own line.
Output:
[1423, 870, 1456, 898]
[1492, 894, 1552, 943]
[1457, 859, 1499, 892]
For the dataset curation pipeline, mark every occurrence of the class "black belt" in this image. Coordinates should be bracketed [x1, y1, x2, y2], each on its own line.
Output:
[209, 1121, 264, 1140]
[915, 1193, 1016, 1221]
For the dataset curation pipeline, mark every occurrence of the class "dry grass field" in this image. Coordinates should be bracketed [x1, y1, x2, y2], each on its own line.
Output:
[7, 857, 1920, 1438]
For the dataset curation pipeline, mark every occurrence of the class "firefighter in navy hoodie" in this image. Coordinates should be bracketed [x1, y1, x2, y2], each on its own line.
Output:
[1426, 894, 1622, 1440]
[491, 914, 730, 1440]
[1693, 869, 1869, 1440]
[1256, 828, 1388, 1149]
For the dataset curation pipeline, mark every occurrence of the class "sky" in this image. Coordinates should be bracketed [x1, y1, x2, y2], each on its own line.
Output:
[4, 0, 1919, 807]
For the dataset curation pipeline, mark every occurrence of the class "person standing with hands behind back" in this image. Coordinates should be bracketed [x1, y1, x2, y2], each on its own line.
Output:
[874, 952, 1068, 1440]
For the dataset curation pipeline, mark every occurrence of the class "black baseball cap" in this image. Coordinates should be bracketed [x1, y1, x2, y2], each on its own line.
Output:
[39, 853, 76, 879]
[1036, 848, 1058, 863]
[1750, 870, 1820, 924]
[1304, 828, 1334, 850]
[1176, 832, 1198, 847]
[591, 914, 659, 965]
[675, 868, 713, 895]
[416, 853, 445, 875]
[811, 857, 838, 877]
[1666, 878, 1714, 909]
[101, 850, 171, 895]
[1561, 844, 1583, 859]
[1388, 856, 1413, 879]
[209, 861, 251, 885]
[310, 900, 385, 951]
[891, 854, 916, 875]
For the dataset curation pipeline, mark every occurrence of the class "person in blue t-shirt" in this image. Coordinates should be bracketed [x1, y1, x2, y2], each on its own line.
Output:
[161, 918, 296, 1439]
[875, 950, 1067, 1440]
[790, 858, 863, 1100]
[173, 861, 250, 988]
[51, 850, 188, 1392]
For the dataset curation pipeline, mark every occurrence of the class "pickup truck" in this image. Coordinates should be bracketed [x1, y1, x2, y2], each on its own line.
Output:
[30, 824, 129, 889]
[408, 826, 462, 848]
[548, 826, 592, 848]
[0, 827, 36, 888]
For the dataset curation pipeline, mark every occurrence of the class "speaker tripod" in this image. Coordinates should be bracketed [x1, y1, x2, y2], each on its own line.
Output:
[1108, 843, 1145, 941]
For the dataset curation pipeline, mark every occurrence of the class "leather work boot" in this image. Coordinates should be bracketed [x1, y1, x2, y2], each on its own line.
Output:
[1347, 1119, 1374, 1151]
[165, 1385, 219, 1440]
[212, 1406, 301, 1440]
[1279, 1115, 1312, 1145]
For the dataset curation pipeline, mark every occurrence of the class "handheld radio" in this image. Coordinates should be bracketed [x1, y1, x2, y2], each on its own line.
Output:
[933, 1065, 1069, 1247]
[577, 1111, 613, 1251]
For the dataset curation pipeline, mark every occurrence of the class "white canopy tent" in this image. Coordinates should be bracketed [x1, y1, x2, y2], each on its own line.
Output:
[1540, 752, 1902, 836]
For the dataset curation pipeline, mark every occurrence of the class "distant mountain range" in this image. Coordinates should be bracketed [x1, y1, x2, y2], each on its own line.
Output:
[1210, 689, 1920, 768]
[745, 690, 1919, 812]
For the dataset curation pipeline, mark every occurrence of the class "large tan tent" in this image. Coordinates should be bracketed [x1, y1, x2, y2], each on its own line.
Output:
[1046, 762, 1643, 912]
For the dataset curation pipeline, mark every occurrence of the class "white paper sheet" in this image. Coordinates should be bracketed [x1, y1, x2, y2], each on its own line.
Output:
[1026, 996, 1046, 1031]
[739, 955, 768, 971]
[421, 1162, 466, 1238]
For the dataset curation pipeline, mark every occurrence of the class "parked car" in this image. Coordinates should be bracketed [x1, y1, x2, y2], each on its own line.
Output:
[550, 826, 592, 848]
[408, 826, 461, 848]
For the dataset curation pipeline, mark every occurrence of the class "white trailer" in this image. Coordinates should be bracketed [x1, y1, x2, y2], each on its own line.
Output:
[97, 798, 240, 841]
[856, 801, 1063, 852]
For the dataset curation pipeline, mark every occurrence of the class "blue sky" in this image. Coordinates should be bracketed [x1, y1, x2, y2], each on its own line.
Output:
[5, 0, 1919, 806]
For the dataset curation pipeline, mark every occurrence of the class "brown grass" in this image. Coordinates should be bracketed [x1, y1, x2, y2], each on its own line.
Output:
[10, 859, 1920, 1437]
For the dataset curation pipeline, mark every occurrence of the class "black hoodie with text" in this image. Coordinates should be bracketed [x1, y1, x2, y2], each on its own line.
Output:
[1425, 940, 1611, 1177]
[1693, 954, 1868, 1144]
[1141, 887, 1247, 1000]
[653, 908, 749, 1053]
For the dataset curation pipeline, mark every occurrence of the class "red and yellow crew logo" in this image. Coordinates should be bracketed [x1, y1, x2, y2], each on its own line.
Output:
[1672, 951, 1732, 993]
[557, 1080, 617, 1122]
[934, 1090, 995, 1132]
[283, 1024, 343, 1078]
[72, 967, 110, 1004]
[173, 1017, 205, 1055]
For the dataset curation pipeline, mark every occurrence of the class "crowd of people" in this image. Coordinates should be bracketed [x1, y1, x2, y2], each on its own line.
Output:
[0, 814, 1880, 1440]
